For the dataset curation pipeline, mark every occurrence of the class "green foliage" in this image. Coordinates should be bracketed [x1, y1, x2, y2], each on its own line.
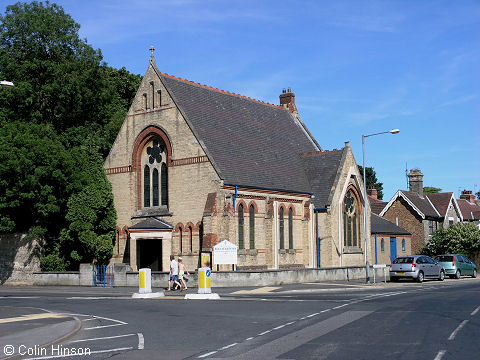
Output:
[420, 223, 480, 261]
[0, 2, 140, 270]
[358, 165, 384, 200]
[424, 187, 442, 194]
[476, 191, 480, 200]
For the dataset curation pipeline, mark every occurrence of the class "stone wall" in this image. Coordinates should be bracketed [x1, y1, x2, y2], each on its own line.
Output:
[0, 233, 41, 285]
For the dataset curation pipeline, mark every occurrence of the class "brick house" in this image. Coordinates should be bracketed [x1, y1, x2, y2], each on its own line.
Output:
[457, 190, 480, 228]
[380, 169, 462, 254]
[104, 52, 370, 272]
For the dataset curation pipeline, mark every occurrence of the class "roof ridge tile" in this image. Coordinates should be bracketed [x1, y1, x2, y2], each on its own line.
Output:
[161, 72, 283, 109]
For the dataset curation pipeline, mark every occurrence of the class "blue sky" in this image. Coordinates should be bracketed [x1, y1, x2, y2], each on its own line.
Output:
[2, 0, 478, 200]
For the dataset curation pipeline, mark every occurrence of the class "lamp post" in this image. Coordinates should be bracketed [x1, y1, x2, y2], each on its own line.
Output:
[0, 81, 14, 88]
[362, 128, 399, 283]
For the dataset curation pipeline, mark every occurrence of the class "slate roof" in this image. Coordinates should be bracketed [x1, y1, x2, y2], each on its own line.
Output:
[457, 198, 480, 221]
[130, 217, 173, 230]
[426, 192, 454, 217]
[368, 196, 387, 215]
[399, 191, 441, 218]
[161, 73, 320, 194]
[300, 149, 345, 208]
[370, 213, 411, 235]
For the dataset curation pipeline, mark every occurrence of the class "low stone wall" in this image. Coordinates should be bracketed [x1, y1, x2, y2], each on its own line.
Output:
[31, 265, 390, 287]
[0, 233, 42, 285]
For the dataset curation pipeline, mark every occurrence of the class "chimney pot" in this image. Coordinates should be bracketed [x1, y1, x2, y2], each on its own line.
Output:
[460, 189, 475, 202]
[367, 186, 378, 199]
[279, 88, 297, 113]
[408, 169, 424, 197]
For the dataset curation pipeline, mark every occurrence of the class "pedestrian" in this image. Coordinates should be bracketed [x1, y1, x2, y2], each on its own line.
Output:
[178, 257, 190, 291]
[167, 255, 181, 291]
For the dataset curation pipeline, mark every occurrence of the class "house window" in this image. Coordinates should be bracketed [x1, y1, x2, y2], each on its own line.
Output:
[279, 207, 285, 249]
[142, 138, 168, 209]
[179, 227, 183, 253]
[157, 89, 162, 106]
[249, 205, 255, 249]
[381, 238, 385, 252]
[288, 207, 293, 249]
[238, 204, 244, 249]
[428, 220, 434, 235]
[142, 93, 147, 109]
[402, 239, 406, 252]
[150, 81, 155, 108]
[343, 189, 360, 247]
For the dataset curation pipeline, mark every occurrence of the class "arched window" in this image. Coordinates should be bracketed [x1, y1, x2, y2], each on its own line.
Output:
[280, 207, 285, 249]
[161, 163, 168, 206]
[179, 227, 183, 253]
[288, 207, 293, 249]
[249, 205, 255, 249]
[402, 239, 406, 252]
[152, 168, 159, 206]
[343, 189, 360, 248]
[381, 238, 385, 252]
[142, 138, 167, 209]
[189, 226, 193, 252]
[238, 204, 244, 249]
[143, 166, 150, 207]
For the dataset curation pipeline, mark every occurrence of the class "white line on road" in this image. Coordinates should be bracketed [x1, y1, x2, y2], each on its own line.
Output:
[137, 333, 144, 349]
[273, 324, 286, 330]
[25, 347, 133, 359]
[84, 323, 124, 330]
[258, 330, 271, 336]
[306, 312, 319, 318]
[434, 350, 446, 360]
[471, 305, 480, 316]
[81, 318, 96, 322]
[0, 296, 40, 299]
[284, 321, 295, 326]
[320, 309, 331, 313]
[448, 320, 469, 340]
[219, 343, 237, 350]
[198, 351, 218, 358]
[69, 333, 136, 343]
[91, 315, 127, 324]
[333, 304, 348, 309]
[245, 337, 254, 341]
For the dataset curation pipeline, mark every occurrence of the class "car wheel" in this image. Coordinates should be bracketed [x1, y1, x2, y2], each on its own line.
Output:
[472, 269, 477, 278]
[455, 269, 461, 279]
[417, 271, 424, 283]
[439, 270, 445, 281]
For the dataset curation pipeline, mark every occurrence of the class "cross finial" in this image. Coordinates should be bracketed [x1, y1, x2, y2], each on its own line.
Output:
[149, 45, 155, 57]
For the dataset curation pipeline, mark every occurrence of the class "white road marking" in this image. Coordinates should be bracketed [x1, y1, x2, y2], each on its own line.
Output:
[84, 323, 124, 330]
[258, 330, 271, 336]
[273, 324, 286, 330]
[448, 320, 469, 340]
[320, 309, 331, 313]
[434, 350, 446, 360]
[137, 333, 144, 349]
[25, 347, 133, 359]
[471, 305, 480, 316]
[81, 318, 96, 322]
[219, 343, 237, 350]
[306, 312, 319, 318]
[198, 351, 218, 358]
[91, 315, 127, 324]
[69, 333, 136, 343]
[0, 296, 40, 299]
[333, 304, 348, 309]
[284, 321, 295, 326]
[245, 337, 254, 341]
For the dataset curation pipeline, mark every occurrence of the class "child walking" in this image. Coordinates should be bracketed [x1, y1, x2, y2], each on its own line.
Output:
[178, 257, 190, 291]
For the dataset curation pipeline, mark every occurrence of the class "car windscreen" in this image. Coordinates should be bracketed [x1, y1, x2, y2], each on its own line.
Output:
[393, 257, 414, 264]
[436, 255, 453, 262]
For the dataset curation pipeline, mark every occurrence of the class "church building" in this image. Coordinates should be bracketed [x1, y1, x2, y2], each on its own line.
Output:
[104, 51, 371, 272]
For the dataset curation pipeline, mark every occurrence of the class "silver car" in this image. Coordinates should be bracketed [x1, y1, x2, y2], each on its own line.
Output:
[390, 255, 445, 283]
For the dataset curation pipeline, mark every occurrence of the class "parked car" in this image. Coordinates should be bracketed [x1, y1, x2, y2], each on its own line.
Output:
[434, 254, 477, 279]
[390, 255, 445, 283]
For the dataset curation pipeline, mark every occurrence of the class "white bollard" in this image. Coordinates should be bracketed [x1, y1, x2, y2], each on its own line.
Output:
[139, 268, 152, 294]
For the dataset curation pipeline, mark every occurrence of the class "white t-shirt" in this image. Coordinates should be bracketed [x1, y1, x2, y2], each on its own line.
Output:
[170, 259, 179, 275]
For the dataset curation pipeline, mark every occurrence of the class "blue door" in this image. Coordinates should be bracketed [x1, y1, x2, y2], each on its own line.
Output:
[390, 237, 397, 263]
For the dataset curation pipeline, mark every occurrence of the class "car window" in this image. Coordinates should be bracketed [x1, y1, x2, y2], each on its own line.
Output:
[460, 256, 470, 263]
[416, 257, 424, 264]
[436, 255, 453, 262]
[457, 256, 464, 263]
[426, 257, 435, 264]
[393, 257, 414, 264]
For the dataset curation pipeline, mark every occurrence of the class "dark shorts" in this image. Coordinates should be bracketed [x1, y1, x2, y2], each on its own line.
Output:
[170, 275, 178, 281]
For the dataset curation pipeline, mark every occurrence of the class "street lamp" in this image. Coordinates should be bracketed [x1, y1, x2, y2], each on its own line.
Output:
[0, 81, 14, 88]
[362, 128, 399, 283]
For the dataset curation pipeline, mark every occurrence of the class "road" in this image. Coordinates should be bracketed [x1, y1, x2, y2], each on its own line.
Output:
[0, 278, 479, 359]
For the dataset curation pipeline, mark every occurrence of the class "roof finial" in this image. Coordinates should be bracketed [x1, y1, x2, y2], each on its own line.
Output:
[149, 45, 155, 57]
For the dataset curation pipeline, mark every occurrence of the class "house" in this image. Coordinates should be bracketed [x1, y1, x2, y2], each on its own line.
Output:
[380, 169, 462, 254]
[370, 213, 411, 264]
[104, 51, 370, 272]
[367, 187, 387, 215]
[457, 190, 480, 228]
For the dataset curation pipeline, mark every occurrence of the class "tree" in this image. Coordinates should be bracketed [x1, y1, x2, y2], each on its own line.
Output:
[420, 223, 480, 265]
[476, 191, 480, 200]
[358, 165, 384, 200]
[424, 187, 442, 194]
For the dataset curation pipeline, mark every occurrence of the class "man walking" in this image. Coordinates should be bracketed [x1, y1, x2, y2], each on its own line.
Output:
[167, 255, 181, 291]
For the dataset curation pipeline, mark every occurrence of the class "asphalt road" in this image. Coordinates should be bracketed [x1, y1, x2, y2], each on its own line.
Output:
[1, 277, 479, 359]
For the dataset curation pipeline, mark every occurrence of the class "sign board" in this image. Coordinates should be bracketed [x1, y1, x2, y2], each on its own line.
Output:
[213, 240, 238, 265]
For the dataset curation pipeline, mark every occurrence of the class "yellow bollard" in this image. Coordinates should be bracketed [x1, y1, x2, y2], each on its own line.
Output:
[198, 267, 212, 294]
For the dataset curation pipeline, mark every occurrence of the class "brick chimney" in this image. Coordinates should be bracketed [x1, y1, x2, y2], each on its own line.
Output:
[460, 190, 475, 202]
[367, 187, 378, 199]
[408, 169, 424, 197]
[279, 88, 297, 113]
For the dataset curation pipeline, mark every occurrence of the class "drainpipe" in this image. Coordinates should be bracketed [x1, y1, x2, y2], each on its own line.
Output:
[233, 185, 237, 213]
[314, 208, 327, 268]
[375, 234, 378, 265]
